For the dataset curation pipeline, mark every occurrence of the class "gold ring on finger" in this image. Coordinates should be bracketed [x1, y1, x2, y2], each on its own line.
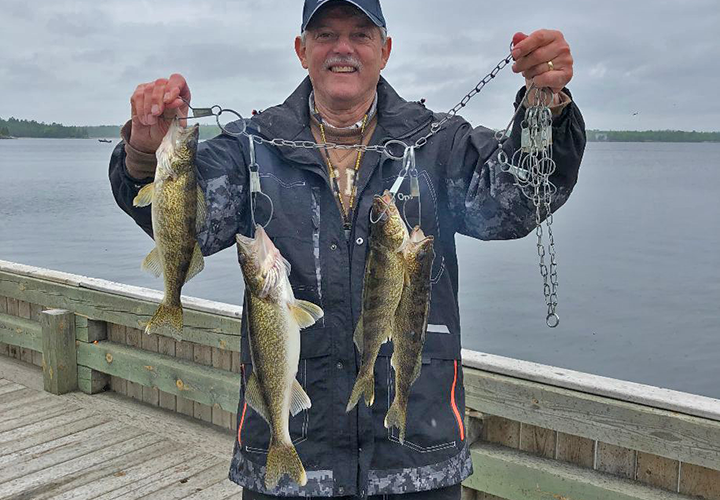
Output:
[547, 60, 555, 72]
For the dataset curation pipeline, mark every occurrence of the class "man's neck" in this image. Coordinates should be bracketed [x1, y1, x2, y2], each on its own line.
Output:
[313, 91, 376, 129]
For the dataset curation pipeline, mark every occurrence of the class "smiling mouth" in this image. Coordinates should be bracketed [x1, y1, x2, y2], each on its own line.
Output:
[329, 66, 358, 73]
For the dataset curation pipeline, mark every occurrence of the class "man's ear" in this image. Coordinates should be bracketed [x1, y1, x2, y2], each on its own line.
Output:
[380, 37, 392, 70]
[295, 36, 309, 69]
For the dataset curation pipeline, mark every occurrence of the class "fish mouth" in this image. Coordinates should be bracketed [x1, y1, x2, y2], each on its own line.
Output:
[371, 191, 395, 221]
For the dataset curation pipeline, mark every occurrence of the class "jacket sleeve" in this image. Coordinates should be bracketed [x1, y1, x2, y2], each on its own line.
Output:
[445, 86, 586, 240]
[108, 120, 250, 256]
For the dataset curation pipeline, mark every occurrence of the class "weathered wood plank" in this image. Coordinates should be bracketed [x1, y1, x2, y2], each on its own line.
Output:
[0, 413, 111, 457]
[0, 268, 242, 351]
[158, 336, 177, 411]
[0, 407, 96, 443]
[124, 327, 144, 401]
[76, 340, 241, 413]
[679, 462, 720, 500]
[636, 452, 679, 492]
[0, 296, 8, 356]
[30, 303, 45, 366]
[31, 440, 181, 500]
[482, 416, 520, 449]
[88, 447, 206, 500]
[464, 368, 720, 471]
[463, 350, 720, 424]
[17, 300, 34, 364]
[194, 343, 214, 423]
[40, 309, 77, 394]
[464, 441, 695, 500]
[556, 432, 595, 469]
[0, 403, 79, 434]
[6, 298, 20, 359]
[142, 332, 161, 406]
[0, 419, 126, 467]
[107, 323, 128, 395]
[75, 316, 108, 343]
[0, 388, 51, 410]
[181, 478, 244, 499]
[0, 381, 26, 396]
[0, 398, 69, 424]
[0, 311, 41, 351]
[78, 364, 109, 394]
[176, 340, 197, 417]
[0, 432, 166, 500]
[135, 461, 230, 499]
[519, 424, 556, 458]
[0, 424, 144, 483]
[212, 347, 234, 430]
[97, 455, 222, 500]
[597, 442, 637, 480]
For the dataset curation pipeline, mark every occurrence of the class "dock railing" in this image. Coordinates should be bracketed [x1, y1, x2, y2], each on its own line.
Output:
[1, 259, 719, 500]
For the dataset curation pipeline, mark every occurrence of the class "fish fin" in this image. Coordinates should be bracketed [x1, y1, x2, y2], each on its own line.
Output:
[141, 247, 163, 277]
[352, 317, 364, 355]
[290, 379, 311, 416]
[184, 243, 205, 284]
[346, 369, 375, 412]
[290, 300, 324, 329]
[143, 303, 183, 340]
[384, 397, 408, 444]
[133, 183, 155, 207]
[196, 186, 206, 233]
[265, 440, 307, 489]
[245, 373, 270, 424]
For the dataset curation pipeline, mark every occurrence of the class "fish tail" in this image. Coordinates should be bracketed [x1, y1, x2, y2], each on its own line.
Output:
[265, 440, 307, 489]
[346, 369, 375, 412]
[384, 397, 408, 444]
[143, 303, 183, 340]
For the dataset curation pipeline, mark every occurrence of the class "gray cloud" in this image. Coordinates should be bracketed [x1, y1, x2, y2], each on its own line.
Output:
[0, 0, 717, 131]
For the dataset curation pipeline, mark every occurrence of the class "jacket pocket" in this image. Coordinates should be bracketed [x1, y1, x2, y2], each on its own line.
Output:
[377, 331, 464, 454]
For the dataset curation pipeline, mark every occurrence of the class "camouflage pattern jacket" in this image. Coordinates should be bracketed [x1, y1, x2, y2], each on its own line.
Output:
[109, 76, 586, 498]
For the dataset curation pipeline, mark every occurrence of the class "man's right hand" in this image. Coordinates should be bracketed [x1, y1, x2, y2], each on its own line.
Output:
[129, 73, 191, 154]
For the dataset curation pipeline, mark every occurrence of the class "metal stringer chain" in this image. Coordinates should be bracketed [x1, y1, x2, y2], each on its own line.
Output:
[499, 92, 560, 327]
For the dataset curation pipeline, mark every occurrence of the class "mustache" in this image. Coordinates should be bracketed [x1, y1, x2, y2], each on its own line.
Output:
[324, 56, 362, 71]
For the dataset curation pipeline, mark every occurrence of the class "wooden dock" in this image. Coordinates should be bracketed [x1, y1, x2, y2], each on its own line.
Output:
[0, 356, 242, 499]
[1, 259, 720, 500]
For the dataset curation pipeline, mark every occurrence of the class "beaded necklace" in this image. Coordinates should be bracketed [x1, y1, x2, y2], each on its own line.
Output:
[316, 109, 369, 230]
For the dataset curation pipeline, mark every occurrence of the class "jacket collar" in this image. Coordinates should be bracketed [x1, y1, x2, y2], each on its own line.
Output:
[248, 76, 434, 166]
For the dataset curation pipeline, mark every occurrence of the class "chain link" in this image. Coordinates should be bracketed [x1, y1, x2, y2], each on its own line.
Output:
[185, 52, 515, 159]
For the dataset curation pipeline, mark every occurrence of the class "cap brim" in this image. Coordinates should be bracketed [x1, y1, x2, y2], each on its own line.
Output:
[302, 0, 385, 32]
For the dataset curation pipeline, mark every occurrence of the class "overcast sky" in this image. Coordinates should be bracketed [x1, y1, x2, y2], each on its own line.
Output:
[1, 0, 717, 131]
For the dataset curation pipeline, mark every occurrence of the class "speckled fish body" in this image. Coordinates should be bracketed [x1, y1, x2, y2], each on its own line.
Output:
[236, 225, 324, 489]
[385, 226, 435, 443]
[346, 191, 409, 412]
[132, 120, 205, 340]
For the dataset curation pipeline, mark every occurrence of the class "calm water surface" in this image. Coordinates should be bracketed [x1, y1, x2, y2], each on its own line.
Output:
[1, 138, 719, 398]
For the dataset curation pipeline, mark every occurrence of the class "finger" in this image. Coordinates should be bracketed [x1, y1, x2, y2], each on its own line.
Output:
[513, 44, 559, 73]
[150, 79, 168, 119]
[133, 85, 148, 126]
[532, 67, 573, 94]
[142, 84, 156, 125]
[165, 73, 190, 105]
[512, 29, 556, 59]
[512, 32, 528, 53]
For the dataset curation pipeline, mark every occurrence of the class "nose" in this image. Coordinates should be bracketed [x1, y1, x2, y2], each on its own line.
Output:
[331, 35, 354, 55]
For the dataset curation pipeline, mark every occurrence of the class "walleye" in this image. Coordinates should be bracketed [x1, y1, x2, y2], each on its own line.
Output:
[384, 226, 435, 443]
[236, 225, 324, 489]
[346, 192, 409, 412]
[133, 119, 205, 340]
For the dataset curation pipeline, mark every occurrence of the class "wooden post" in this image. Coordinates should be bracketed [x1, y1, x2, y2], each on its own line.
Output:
[40, 309, 77, 395]
[76, 316, 110, 394]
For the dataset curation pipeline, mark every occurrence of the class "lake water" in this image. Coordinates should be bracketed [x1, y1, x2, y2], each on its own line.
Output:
[1, 138, 719, 399]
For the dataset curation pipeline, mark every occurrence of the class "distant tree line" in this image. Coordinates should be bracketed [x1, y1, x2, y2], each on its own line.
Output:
[0, 117, 222, 140]
[588, 129, 720, 142]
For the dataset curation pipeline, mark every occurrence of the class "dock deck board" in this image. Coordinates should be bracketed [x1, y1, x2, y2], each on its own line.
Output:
[0, 355, 242, 499]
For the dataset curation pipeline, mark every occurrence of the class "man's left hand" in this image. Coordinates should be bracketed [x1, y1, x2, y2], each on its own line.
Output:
[511, 30, 574, 95]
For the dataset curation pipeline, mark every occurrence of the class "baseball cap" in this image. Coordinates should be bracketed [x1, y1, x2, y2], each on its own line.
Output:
[301, 0, 386, 32]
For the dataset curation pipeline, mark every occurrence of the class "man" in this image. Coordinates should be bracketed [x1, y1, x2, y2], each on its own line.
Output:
[109, 1, 585, 498]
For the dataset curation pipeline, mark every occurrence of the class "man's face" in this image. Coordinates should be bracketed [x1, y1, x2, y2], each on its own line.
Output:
[295, 6, 392, 106]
